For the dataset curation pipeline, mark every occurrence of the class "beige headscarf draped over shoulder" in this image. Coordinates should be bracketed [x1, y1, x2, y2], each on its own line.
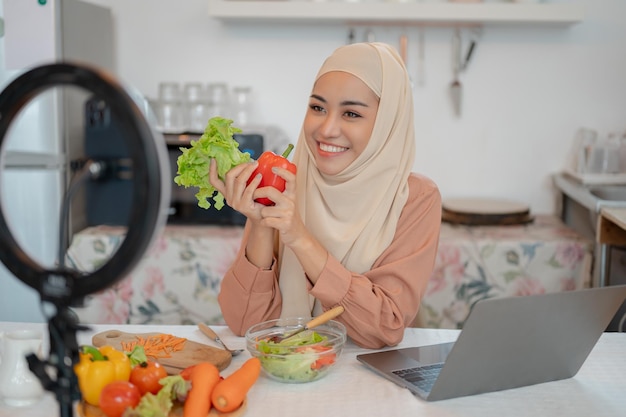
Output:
[279, 42, 416, 318]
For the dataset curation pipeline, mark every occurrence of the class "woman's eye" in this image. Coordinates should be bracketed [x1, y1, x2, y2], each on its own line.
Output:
[344, 111, 361, 119]
[309, 104, 325, 113]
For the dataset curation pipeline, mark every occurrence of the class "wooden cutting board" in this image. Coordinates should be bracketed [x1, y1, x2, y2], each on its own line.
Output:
[92, 330, 231, 374]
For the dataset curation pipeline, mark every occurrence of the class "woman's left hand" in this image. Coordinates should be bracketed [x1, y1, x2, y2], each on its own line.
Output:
[255, 166, 307, 247]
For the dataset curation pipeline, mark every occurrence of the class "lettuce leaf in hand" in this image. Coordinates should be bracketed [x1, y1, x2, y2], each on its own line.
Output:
[174, 117, 251, 209]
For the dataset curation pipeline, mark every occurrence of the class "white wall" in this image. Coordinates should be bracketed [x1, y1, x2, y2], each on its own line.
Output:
[83, 0, 626, 215]
[0, 0, 624, 323]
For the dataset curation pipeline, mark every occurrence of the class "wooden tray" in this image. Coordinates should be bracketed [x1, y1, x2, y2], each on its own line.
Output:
[92, 330, 231, 374]
[442, 198, 534, 226]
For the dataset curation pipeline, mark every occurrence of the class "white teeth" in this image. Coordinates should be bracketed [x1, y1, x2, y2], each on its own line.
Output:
[319, 143, 347, 153]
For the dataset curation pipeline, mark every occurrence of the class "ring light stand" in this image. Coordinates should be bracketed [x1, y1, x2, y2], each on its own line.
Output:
[0, 63, 170, 417]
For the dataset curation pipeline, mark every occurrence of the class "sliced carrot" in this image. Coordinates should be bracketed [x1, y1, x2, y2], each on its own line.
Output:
[211, 357, 261, 413]
[183, 362, 220, 417]
[122, 333, 187, 359]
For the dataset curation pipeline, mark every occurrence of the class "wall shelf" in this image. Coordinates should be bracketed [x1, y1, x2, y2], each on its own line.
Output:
[207, 1, 584, 26]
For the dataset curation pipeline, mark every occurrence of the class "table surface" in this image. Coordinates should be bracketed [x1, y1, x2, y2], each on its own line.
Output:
[600, 208, 626, 230]
[1, 322, 624, 417]
[598, 207, 626, 245]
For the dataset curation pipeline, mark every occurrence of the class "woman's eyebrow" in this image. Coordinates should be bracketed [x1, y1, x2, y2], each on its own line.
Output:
[310, 94, 369, 108]
[341, 100, 369, 107]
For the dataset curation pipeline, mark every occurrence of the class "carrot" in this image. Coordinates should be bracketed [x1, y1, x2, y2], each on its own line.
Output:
[179, 364, 197, 381]
[121, 334, 187, 359]
[211, 357, 261, 413]
[183, 362, 221, 417]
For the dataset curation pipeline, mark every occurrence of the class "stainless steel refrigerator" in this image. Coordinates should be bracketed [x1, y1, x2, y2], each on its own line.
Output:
[0, 0, 114, 322]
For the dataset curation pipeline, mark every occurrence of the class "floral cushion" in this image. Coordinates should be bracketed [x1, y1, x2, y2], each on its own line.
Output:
[68, 225, 243, 325]
[414, 215, 592, 328]
[68, 216, 592, 329]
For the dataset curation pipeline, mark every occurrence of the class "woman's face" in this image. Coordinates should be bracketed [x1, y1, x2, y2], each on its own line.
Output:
[303, 71, 379, 176]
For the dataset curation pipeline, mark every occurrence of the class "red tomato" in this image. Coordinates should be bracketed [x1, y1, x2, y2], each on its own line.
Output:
[99, 381, 141, 417]
[129, 361, 168, 395]
[311, 354, 336, 370]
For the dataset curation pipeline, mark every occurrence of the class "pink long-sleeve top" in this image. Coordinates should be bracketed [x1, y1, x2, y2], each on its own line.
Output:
[217, 173, 442, 349]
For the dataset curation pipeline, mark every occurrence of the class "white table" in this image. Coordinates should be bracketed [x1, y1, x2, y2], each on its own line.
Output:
[1, 322, 624, 417]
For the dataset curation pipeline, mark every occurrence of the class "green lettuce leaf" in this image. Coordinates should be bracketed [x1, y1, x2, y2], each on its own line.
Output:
[256, 330, 332, 382]
[123, 375, 189, 417]
[173, 117, 251, 209]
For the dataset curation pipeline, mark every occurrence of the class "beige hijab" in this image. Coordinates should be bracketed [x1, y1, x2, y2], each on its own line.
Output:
[279, 42, 416, 318]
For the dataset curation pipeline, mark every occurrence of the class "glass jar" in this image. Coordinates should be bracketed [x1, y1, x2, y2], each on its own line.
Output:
[206, 83, 230, 120]
[231, 86, 253, 127]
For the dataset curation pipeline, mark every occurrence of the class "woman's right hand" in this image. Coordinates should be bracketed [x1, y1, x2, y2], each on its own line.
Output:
[208, 159, 264, 221]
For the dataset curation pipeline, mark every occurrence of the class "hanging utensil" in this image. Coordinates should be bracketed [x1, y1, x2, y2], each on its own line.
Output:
[400, 33, 408, 65]
[347, 28, 355, 45]
[399, 33, 414, 89]
[450, 28, 462, 117]
[269, 305, 345, 343]
[462, 39, 476, 72]
[364, 28, 376, 43]
[461, 27, 482, 72]
[417, 26, 425, 87]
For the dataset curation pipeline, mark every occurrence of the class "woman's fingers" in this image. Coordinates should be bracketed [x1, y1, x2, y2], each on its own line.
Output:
[208, 159, 225, 195]
[222, 161, 257, 200]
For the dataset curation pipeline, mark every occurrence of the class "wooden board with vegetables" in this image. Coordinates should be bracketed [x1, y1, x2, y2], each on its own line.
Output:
[92, 330, 232, 374]
[74, 342, 260, 417]
[76, 397, 248, 417]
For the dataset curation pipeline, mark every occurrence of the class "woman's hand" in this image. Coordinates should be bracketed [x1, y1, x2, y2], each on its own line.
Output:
[208, 159, 264, 221]
[255, 166, 308, 248]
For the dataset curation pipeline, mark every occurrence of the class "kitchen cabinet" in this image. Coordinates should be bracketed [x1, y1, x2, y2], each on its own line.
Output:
[207, 1, 584, 26]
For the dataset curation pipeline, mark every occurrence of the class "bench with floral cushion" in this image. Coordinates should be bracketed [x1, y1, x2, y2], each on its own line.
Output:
[68, 215, 592, 329]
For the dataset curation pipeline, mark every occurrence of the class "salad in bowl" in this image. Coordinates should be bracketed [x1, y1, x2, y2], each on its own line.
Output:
[245, 317, 347, 383]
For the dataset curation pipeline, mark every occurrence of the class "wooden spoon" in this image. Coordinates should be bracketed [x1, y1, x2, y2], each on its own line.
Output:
[269, 305, 345, 343]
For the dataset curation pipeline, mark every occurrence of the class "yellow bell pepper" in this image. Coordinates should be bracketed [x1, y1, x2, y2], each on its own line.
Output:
[73, 345, 131, 406]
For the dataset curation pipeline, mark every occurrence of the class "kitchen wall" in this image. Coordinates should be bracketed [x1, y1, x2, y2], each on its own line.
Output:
[81, 0, 626, 215]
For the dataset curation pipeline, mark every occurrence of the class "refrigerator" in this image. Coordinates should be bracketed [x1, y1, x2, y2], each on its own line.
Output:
[0, 0, 114, 322]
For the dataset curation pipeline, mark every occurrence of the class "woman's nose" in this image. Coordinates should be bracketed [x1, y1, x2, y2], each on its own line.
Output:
[318, 114, 341, 139]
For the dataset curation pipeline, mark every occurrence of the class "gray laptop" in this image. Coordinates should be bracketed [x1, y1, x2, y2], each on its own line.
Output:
[357, 285, 626, 401]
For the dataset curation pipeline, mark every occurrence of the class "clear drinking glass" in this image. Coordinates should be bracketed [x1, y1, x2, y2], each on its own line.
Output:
[206, 83, 230, 120]
[156, 82, 184, 132]
[184, 82, 209, 133]
[231, 86, 253, 127]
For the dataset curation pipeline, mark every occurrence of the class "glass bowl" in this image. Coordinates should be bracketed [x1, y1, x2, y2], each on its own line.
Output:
[245, 317, 347, 383]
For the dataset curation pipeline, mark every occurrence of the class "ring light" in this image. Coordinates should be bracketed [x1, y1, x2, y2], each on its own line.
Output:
[0, 62, 170, 417]
[0, 62, 170, 302]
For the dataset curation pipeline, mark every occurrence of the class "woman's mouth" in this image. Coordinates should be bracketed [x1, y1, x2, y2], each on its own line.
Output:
[319, 142, 348, 153]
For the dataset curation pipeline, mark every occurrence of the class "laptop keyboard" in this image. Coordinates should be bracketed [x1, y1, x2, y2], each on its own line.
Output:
[393, 363, 444, 392]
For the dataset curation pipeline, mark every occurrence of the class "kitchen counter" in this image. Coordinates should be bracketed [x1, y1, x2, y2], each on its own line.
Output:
[598, 208, 626, 245]
[597, 208, 626, 287]
[0, 322, 624, 417]
[67, 215, 592, 329]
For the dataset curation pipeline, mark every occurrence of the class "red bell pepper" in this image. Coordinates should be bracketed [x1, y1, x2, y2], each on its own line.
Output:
[248, 144, 297, 206]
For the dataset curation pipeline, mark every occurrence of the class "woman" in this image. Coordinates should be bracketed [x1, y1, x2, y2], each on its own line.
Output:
[209, 42, 441, 348]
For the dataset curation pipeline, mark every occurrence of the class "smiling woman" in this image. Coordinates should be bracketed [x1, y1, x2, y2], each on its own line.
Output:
[304, 71, 380, 176]
[213, 42, 442, 349]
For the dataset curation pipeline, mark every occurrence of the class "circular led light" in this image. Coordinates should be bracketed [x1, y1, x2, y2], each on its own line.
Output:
[0, 63, 170, 303]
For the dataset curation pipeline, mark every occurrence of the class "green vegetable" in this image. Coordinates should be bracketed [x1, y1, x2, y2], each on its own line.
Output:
[257, 330, 336, 383]
[173, 117, 251, 210]
[125, 345, 148, 367]
[123, 374, 190, 417]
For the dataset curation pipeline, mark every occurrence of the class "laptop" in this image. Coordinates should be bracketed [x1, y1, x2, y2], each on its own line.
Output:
[357, 285, 626, 401]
